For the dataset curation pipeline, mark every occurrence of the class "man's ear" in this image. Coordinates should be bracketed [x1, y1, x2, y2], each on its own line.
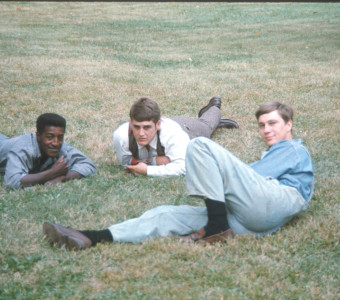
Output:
[287, 119, 293, 131]
[128, 121, 133, 136]
[156, 120, 161, 131]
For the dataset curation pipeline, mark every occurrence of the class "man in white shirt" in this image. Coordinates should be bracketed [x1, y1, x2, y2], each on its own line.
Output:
[113, 97, 238, 176]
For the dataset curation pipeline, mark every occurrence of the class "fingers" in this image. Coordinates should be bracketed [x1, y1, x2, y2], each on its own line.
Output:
[57, 156, 68, 164]
[125, 165, 141, 176]
[126, 162, 147, 175]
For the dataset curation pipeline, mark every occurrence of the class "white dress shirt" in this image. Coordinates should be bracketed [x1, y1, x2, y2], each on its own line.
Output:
[113, 117, 190, 176]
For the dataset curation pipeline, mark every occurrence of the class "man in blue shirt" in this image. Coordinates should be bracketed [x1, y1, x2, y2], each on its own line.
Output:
[182, 101, 314, 243]
[43, 101, 314, 250]
[0, 113, 97, 189]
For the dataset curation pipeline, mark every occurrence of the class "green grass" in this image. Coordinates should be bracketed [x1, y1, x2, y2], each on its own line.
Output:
[0, 2, 339, 299]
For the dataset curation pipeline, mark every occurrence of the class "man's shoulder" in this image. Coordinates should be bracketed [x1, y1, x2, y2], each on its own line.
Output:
[160, 117, 185, 132]
[113, 122, 129, 135]
[9, 133, 35, 149]
[60, 141, 86, 156]
[272, 139, 303, 149]
[271, 139, 311, 158]
[112, 122, 130, 148]
[1, 133, 38, 162]
[158, 118, 190, 145]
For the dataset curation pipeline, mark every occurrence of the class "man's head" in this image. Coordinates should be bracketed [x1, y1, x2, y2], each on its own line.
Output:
[255, 101, 293, 147]
[129, 98, 161, 146]
[129, 97, 161, 124]
[36, 113, 66, 158]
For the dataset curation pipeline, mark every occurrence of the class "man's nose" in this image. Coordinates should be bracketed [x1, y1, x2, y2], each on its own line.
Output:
[264, 124, 270, 132]
[52, 137, 60, 146]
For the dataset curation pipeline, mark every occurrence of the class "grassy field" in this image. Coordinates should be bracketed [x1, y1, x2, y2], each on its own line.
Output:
[0, 2, 339, 299]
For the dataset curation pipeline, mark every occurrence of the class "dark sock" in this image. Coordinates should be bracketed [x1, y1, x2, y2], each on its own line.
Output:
[204, 199, 229, 237]
[79, 229, 113, 246]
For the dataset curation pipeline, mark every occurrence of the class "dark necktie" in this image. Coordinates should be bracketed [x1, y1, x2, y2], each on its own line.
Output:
[145, 145, 152, 164]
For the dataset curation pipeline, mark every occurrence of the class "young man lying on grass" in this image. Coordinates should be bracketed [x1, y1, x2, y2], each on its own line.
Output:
[113, 96, 238, 177]
[43, 101, 314, 249]
[0, 113, 97, 189]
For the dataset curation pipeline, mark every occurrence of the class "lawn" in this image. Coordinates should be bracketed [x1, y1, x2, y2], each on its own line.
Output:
[0, 2, 339, 299]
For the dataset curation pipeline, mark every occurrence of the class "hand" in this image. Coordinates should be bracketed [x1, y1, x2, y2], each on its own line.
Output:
[50, 156, 68, 177]
[126, 162, 148, 175]
[44, 171, 83, 186]
[20, 156, 69, 187]
[155, 156, 170, 166]
[45, 176, 64, 186]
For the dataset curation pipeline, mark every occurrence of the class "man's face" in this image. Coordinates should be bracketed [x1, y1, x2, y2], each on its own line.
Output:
[258, 110, 292, 147]
[36, 126, 65, 158]
[130, 119, 160, 146]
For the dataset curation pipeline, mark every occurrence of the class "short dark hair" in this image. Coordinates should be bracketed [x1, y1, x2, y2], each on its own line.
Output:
[255, 101, 293, 123]
[129, 98, 161, 124]
[36, 113, 66, 134]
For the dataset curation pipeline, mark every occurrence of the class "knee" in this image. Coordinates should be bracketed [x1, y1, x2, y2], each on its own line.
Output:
[187, 137, 211, 155]
[187, 137, 230, 162]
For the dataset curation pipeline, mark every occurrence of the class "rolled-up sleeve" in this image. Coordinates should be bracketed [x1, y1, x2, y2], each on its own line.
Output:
[64, 143, 97, 177]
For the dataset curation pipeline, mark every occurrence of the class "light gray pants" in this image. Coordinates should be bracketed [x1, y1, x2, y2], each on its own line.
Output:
[186, 137, 309, 236]
[108, 137, 308, 243]
[171, 106, 221, 139]
[108, 205, 207, 243]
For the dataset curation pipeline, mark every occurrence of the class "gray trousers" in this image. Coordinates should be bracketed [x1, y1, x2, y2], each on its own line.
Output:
[171, 107, 221, 139]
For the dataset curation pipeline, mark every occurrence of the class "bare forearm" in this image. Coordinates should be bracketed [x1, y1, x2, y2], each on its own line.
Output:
[63, 171, 83, 182]
[20, 162, 78, 187]
[44, 171, 83, 186]
[20, 169, 58, 187]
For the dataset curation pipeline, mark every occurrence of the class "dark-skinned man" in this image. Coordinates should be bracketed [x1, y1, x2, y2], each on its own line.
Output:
[0, 113, 96, 189]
